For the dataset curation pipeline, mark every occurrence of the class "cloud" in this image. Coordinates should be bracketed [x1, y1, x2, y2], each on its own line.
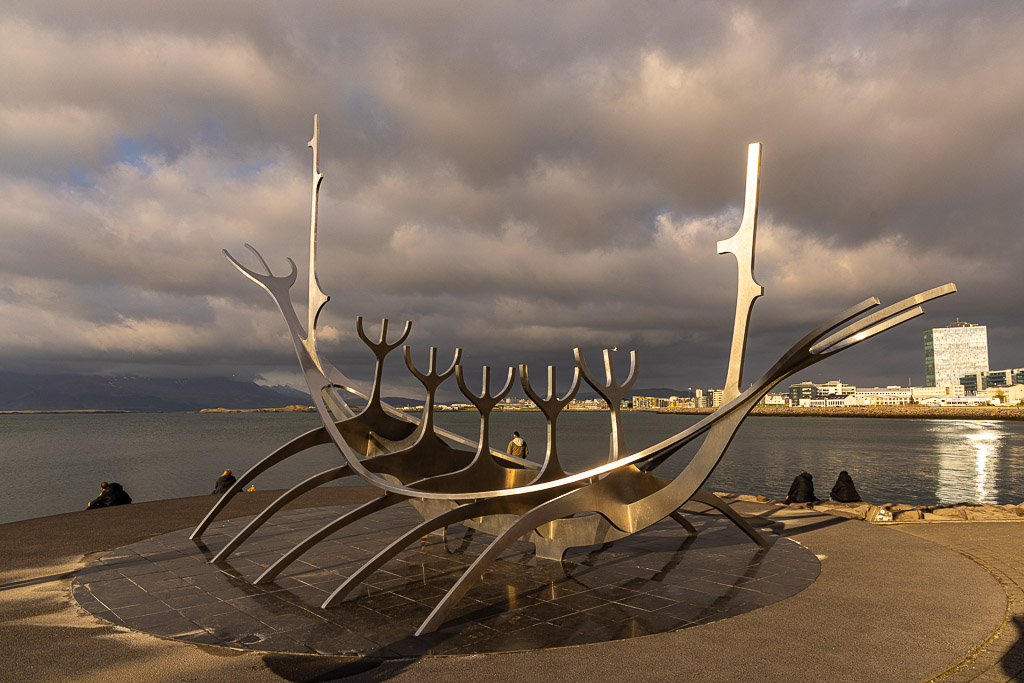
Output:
[0, 1, 1021, 395]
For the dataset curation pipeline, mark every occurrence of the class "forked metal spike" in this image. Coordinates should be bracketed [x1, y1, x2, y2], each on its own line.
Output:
[575, 348, 639, 461]
[356, 316, 412, 355]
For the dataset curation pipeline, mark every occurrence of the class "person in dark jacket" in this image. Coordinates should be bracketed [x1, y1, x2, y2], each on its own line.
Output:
[785, 470, 819, 504]
[87, 482, 132, 509]
[830, 470, 862, 502]
[212, 469, 236, 495]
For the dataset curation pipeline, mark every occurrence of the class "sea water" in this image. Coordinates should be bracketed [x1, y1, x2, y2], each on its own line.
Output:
[0, 411, 1021, 524]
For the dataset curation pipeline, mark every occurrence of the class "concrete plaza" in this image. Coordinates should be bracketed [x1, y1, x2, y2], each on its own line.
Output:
[1, 487, 1021, 682]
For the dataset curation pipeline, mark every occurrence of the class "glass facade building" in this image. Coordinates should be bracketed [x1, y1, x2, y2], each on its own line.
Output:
[924, 322, 989, 388]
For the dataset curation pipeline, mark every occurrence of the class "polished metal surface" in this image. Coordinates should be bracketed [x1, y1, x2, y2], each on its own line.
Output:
[198, 117, 957, 636]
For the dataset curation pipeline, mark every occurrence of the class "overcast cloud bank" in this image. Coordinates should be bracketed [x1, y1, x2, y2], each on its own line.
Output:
[1, 2, 1021, 398]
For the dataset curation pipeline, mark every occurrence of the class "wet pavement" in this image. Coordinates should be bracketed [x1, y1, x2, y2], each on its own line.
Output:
[72, 503, 818, 656]
[1, 489, 1012, 682]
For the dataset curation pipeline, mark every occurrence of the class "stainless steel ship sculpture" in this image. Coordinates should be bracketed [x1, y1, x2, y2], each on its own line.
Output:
[193, 116, 955, 635]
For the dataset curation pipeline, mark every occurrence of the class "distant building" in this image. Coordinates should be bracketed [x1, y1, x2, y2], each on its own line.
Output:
[568, 399, 606, 410]
[788, 381, 817, 404]
[788, 379, 856, 403]
[808, 394, 853, 407]
[852, 386, 912, 406]
[960, 368, 1024, 393]
[975, 384, 1024, 404]
[924, 322, 988, 388]
[819, 380, 856, 395]
[631, 396, 671, 410]
[911, 385, 966, 401]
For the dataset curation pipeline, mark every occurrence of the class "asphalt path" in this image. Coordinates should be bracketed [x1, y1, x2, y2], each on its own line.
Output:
[0, 489, 1010, 682]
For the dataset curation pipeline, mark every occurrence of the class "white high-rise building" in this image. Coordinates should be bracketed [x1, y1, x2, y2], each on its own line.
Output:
[924, 322, 989, 388]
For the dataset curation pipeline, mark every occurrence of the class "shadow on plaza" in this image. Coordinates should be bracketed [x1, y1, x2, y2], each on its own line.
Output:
[1003, 614, 1024, 679]
[257, 526, 785, 682]
[0, 570, 77, 592]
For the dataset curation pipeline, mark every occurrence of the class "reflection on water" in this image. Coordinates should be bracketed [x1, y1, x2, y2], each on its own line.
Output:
[1, 411, 1022, 523]
[930, 421, 1004, 504]
[439, 412, 1024, 508]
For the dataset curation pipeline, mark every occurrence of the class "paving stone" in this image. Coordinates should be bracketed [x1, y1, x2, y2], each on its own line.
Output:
[73, 503, 819, 657]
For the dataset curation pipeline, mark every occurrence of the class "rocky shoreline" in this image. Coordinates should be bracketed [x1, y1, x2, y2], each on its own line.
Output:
[659, 405, 1024, 420]
[197, 404, 315, 413]
[719, 492, 1024, 523]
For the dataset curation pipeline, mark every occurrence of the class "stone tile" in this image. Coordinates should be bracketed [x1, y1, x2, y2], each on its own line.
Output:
[177, 601, 237, 620]
[109, 600, 174, 619]
[191, 609, 276, 641]
[76, 504, 820, 657]
[125, 611, 203, 638]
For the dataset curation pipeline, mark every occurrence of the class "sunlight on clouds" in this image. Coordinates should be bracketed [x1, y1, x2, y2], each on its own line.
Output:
[0, 2, 1020, 386]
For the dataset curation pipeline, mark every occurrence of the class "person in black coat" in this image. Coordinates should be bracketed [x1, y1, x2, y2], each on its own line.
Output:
[212, 469, 236, 495]
[830, 470, 862, 502]
[785, 470, 819, 504]
[87, 482, 132, 509]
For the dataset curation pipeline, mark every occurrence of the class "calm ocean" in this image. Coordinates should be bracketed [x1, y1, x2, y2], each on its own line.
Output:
[1, 411, 1022, 525]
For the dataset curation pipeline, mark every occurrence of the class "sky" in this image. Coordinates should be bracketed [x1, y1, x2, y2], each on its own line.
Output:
[1, 1, 1021, 400]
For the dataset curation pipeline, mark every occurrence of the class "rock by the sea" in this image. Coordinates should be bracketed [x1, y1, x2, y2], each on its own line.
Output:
[717, 492, 1024, 523]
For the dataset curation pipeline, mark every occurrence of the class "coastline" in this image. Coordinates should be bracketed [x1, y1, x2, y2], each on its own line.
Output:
[197, 405, 315, 413]
[0, 409, 133, 415]
[656, 405, 1024, 420]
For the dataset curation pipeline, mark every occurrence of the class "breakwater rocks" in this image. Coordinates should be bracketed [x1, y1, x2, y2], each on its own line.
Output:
[658, 405, 1024, 420]
[719, 492, 1024, 523]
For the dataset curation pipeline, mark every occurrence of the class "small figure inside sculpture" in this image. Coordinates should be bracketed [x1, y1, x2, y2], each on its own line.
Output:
[506, 431, 528, 458]
[212, 469, 236, 495]
[785, 470, 819, 504]
[830, 470, 862, 502]
[87, 481, 132, 509]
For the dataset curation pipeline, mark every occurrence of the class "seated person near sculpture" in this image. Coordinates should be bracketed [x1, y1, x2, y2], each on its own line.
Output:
[830, 470, 862, 502]
[212, 469, 236, 495]
[786, 470, 819, 504]
[506, 431, 528, 457]
[87, 481, 132, 509]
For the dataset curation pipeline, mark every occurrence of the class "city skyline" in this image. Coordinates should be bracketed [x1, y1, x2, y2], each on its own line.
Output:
[1, 3, 1021, 396]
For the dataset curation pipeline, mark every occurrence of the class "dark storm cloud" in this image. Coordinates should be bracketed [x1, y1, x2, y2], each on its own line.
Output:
[0, 1, 1020, 394]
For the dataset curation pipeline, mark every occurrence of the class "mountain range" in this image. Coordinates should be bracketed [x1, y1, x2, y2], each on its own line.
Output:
[0, 371, 689, 412]
[0, 372, 310, 412]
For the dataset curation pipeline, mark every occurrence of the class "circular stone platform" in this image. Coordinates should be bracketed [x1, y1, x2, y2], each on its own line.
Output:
[72, 503, 818, 657]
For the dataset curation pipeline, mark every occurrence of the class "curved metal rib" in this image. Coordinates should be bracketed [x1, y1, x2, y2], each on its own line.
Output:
[210, 464, 351, 562]
[191, 425, 333, 540]
[321, 497, 521, 608]
[416, 489, 585, 635]
[688, 490, 768, 549]
[254, 493, 405, 585]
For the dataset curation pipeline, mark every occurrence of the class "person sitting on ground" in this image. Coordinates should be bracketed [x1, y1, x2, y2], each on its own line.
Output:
[87, 481, 132, 509]
[212, 469, 236, 495]
[506, 431, 528, 458]
[785, 470, 819, 504]
[830, 470, 862, 502]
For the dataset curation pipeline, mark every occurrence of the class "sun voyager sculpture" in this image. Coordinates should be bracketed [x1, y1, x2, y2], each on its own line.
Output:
[193, 116, 955, 636]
